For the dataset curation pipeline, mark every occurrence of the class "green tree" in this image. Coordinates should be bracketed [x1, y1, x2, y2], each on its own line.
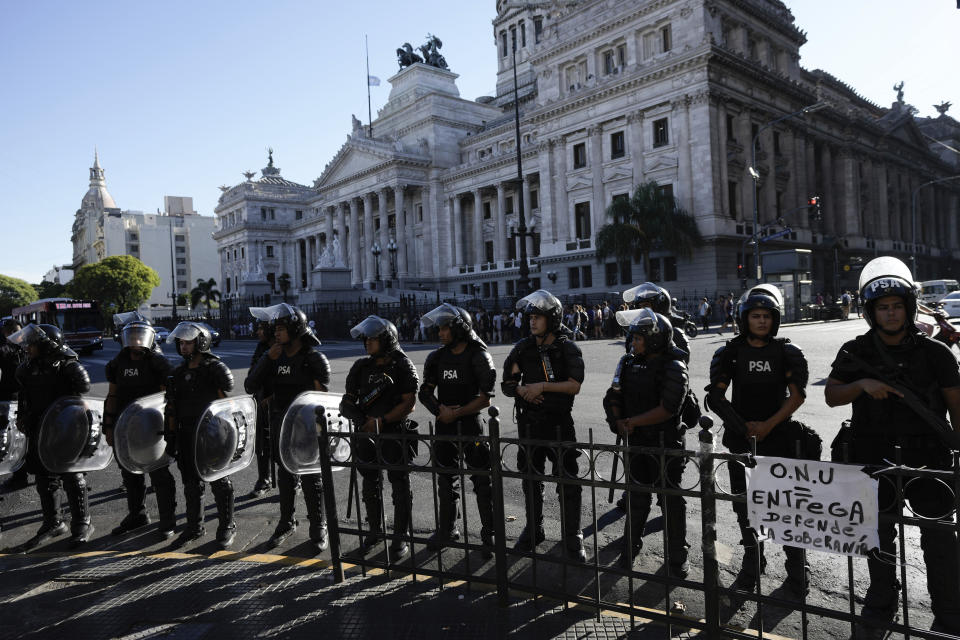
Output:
[595, 181, 704, 280]
[34, 280, 70, 299]
[70, 256, 160, 317]
[0, 274, 38, 316]
[190, 278, 221, 313]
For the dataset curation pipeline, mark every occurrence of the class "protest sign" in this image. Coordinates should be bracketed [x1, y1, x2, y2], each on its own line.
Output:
[745, 456, 879, 556]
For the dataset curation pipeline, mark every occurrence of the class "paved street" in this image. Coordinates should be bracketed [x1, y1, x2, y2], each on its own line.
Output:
[0, 317, 947, 638]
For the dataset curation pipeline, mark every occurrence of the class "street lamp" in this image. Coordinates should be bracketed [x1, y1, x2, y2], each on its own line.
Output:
[510, 37, 532, 297]
[387, 238, 398, 284]
[749, 102, 827, 285]
[547, 270, 557, 284]
[911, 175, 960, 277]
[371, 242, 382, 290]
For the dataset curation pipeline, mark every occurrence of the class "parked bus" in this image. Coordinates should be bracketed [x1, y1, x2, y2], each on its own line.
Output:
[12, 298, 104, 354]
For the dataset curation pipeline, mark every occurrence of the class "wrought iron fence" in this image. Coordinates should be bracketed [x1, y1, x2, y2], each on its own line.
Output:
[313, 407, 960, 639]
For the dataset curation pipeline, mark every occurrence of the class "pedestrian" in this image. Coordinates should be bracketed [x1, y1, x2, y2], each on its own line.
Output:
[340, 316, 419, 558]
[602, 301, 612, 338]
[513, 309, 523, 341]
[0, 319, 28, 492]
[593, 305, 602, 340]
[9, 324, 94, 551]
[247, 320, 275, 498]
[244, 304, 330, 552]
[103, 319, 177, 540]
[719, 296, 733, 333]
[841, 290, 852, 320]
[603, 309, 690, 575]
[825, 257, 960, 635]
[418, 304, 496, 557]
[164, 322, 237, 548]
[492, 309, 503, 344]
[705, 284, 819, 595]
[697, 297, 711, 333]
[501, 290, 586, 562]
[577, 305, 589, 341]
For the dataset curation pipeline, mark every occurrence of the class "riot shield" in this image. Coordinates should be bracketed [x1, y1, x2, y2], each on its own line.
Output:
[0, 401, 27, 476]
[278, 391, 350, 475]
[38, 396, 113, 473]
[114, 392, 172, 474]
[193, 395, 257, 482]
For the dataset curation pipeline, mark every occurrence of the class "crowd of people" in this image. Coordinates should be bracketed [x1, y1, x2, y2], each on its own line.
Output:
[1, 255, 958, 635]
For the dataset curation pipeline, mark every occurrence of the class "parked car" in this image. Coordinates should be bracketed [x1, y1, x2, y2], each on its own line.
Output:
[938, 291, 960, 318]
[919, 279, 960, 305]
[196, 322, 221, 347]
[154, 326, 171, 344]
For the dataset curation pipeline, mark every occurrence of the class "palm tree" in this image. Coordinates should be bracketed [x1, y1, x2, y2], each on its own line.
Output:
[277, 273, 291, 302]
[595, 181, 704, 280]
[190, 278, 221, 313]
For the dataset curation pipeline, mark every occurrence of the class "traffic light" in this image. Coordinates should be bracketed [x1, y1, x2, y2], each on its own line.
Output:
[807, 195, 822, 221]
[737, 263, 746, 289]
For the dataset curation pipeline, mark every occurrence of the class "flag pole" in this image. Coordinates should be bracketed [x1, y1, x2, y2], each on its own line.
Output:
[365, 34, 373, 138]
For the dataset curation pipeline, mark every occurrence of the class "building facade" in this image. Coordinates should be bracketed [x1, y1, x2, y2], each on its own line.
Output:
[213, 0, 960, 307]
[71, 153, 219, 310]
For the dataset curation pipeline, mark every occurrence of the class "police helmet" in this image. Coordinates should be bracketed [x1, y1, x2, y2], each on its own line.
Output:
[420, 303, 481, 345]
[623, 308, 673, 354]
[858, 256, 918, 331]
[350, 315, 400, 352]
[250, 303, 309, 337]
[623, 282, 672, 315]
[516, 289, 563, 332]
[167, 321, 212, 357]
[1, 318, 22, 336]
[121, 320, 156, 351]
[736, 284, 784, 337]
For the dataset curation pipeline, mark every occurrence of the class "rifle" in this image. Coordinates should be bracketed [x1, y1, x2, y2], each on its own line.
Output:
[839, 348, 960, 450]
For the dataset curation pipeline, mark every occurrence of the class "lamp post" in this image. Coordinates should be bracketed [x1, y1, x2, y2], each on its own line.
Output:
[547, 270, 557, 285]
[510, 38, 532, 297]
[371, 242, 382, 289]
[749, 102, 827, 285]
[387, 238, 398, 286]
[911, 175, 960, 277]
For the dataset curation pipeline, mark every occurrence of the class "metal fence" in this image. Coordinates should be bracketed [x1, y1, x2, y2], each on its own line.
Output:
[313, 408, 960, 639]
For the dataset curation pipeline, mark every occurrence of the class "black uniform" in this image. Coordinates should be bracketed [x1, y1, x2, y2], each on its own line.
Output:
[419, 341, 496, 543]
[165, 353, 234, 536]
[16, 346, 92, 542]
[342, 350, 419, 545]
[830, 331, 960, 628]
[248, 338, 273, 488]
[709, 334, 816, 587]
[609, 349, 689, 570]
[105, 348, 176, 532]
[245, 339, 330, 540]
[502, 333, 585, 552]
[0, 336, 26, 488]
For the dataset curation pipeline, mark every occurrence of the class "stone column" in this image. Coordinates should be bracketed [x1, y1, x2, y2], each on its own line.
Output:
[536, 142, 555, 244]
[422, 185, 436, 277]
[589, 124, 604, 239]
[716, 103, 729, 219]
[628, 111, 645, 182]
[363, 192, 375, 288]
[553, 136, 571, 243]
[820, 144, 835, 235]
[378, 188, 390, 280]
[349, 198, 361, 286]
[337, 203, 348, 266]
[841, 150, 858, 236]
[472, 188, 484, 266]
[522, 176, 534, 257]
[394, 184, 409, 279]
[875, 163, 889, 240]
[453, 194, 464, 267]
[324, 206, 334, 252]
[496, 182, 507, 262]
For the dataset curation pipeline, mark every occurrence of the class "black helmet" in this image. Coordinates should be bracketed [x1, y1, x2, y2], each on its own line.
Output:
[623, 282, 672, 315]
[859, 256, 917, 332]
[516, 289, 563, 332]
[121, 320, 156, 350]
[250, 303, 309, 337]
[617, 308, 673, 354]
[167, 321, 212, 357]
[7, 323, 63, 353]
[350, 315, 400, 352]
[420, 303, 483, 345]
[736, 284, 784, 337]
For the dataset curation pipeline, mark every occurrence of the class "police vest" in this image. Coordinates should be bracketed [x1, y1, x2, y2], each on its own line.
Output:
[347, 351, 419, 422]
[108, 350, 170, 412]
[511, 335, 583, 414]
[272, 349, 318, 412]
[15, 357, 89, 433]
[728, 339, 788, 422]
[433, 344, 492, 410]
[170, 356, 230, 420]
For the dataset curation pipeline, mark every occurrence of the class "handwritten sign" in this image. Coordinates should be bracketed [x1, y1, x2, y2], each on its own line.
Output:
[745, 456, 879, 557]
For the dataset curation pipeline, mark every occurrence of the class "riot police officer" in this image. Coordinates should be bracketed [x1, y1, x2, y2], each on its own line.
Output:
[248, 319, 275, 498]
[826, 257, 960, 634]
[622, 282, 689, 360]
[418, 304, 496, 557]
[10, 324, 94, 550]
[245, 304, 330, 552]
[501, 289, 586, 562]
[340, 316, 419, 558]
[604, 309, 689, 574]
[705, 284, 817, 595]
[104, 320, 177, 540]
[165, 322, 236, 548]
[1, 318, 27, 492]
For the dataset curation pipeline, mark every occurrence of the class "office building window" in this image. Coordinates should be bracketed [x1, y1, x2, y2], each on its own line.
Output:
[534, 17, 543, 43]
[568, 266, 580, 289]
[610, 131, 625, 159]
[483, 202, 492, 219]
[620, 260, 633, 285]
[520, 21, 526, 47]
[617, 43, 626, 66]
[176, 269, 186, 276]
[661, 25, 672, 52]
[574, 202, 591, 239]
[581, 265, 593, 288]
[728, 181, 738, 219]
[176, 246, 185, 254]
[485, 241, 494, 264]
[266, 245, 274, 258]
[417, 204, 423, 222]
[261, 207, 267, 220]
[653, 118, 669, 147]
[506, 280, 515, 296]
[501, 31, 508, 57]
[605, 262, 618, 286]
[175, 235, 185, 242]
[295, 210, 303, 220]
[726, 114, 737, 141]
[505, 196, 514, 214]
[658, 183, 674, 201]
[573, 142, 587, 168]
[530, 189, 539, 210]
[177, 257, 186, 265]
[177, 281, 187, 290]
[603, 50, 615, 75]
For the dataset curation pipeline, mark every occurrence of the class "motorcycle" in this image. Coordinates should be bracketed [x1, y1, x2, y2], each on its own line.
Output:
[676, 310, 698, 338]
[917, 302, 960, 351]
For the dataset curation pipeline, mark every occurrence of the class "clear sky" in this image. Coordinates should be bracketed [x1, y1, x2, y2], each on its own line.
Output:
[1, 1, 957, 284]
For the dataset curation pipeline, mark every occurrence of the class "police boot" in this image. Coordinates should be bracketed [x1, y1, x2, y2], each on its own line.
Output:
[112, 470, 150, 536]
[390, 485, 412, 559]
[303, 476, 328, 554]
[664, 495, 690, 579]
[427, 493, 461, 551]
[176, 482, 206, 546]
[212, 479, 236, 550]
[562, 487, 586, 563]
[360, 486, 384, 553]
[860, 553, 899, 623]
[516, 480, 545, 552]
[21, 477, 67, 551]
[733, 540, 766, 590]
[475, 482, 496, 560]
[783, 545, 810, 597]
[620, 501, 651, 569]
[151, 467, 177, 540]
[65, 474, 94, 549]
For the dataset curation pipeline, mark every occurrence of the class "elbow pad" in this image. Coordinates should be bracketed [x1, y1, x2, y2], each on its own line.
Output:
[472, 348, 497, 397]
[212, 359, 235, 393]
[660, 360, 689, 416]
[782, 341, 809, 397]
[603, 387, 624, 432]
[244, 356, 270, 395]
[306, 348, 331, 389]
[501, 378, 519, 398]
[64, 360, 92, 395]
[417, 384, 440, 416]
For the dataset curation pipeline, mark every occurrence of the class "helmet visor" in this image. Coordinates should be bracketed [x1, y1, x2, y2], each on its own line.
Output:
[113, 311, 147, 328]
[167, 322, 203, 344]
[6, 324, 47, 347]
[859, 256, 914, 292]
[515, 289, 561, 314]
[349, 315, 391, 340]
[122, 324, 155, 349]
[615, 308, 644, 328]
[739, 284, 784, 311]
[622, 282, 661, 304]
[420, 303, 461, 328]
[249, 303, 298, 322]
[627, 308, 659, 334]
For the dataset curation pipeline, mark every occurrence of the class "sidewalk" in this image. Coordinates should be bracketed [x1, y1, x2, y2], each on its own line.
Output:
[0, 550, 693, 640]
